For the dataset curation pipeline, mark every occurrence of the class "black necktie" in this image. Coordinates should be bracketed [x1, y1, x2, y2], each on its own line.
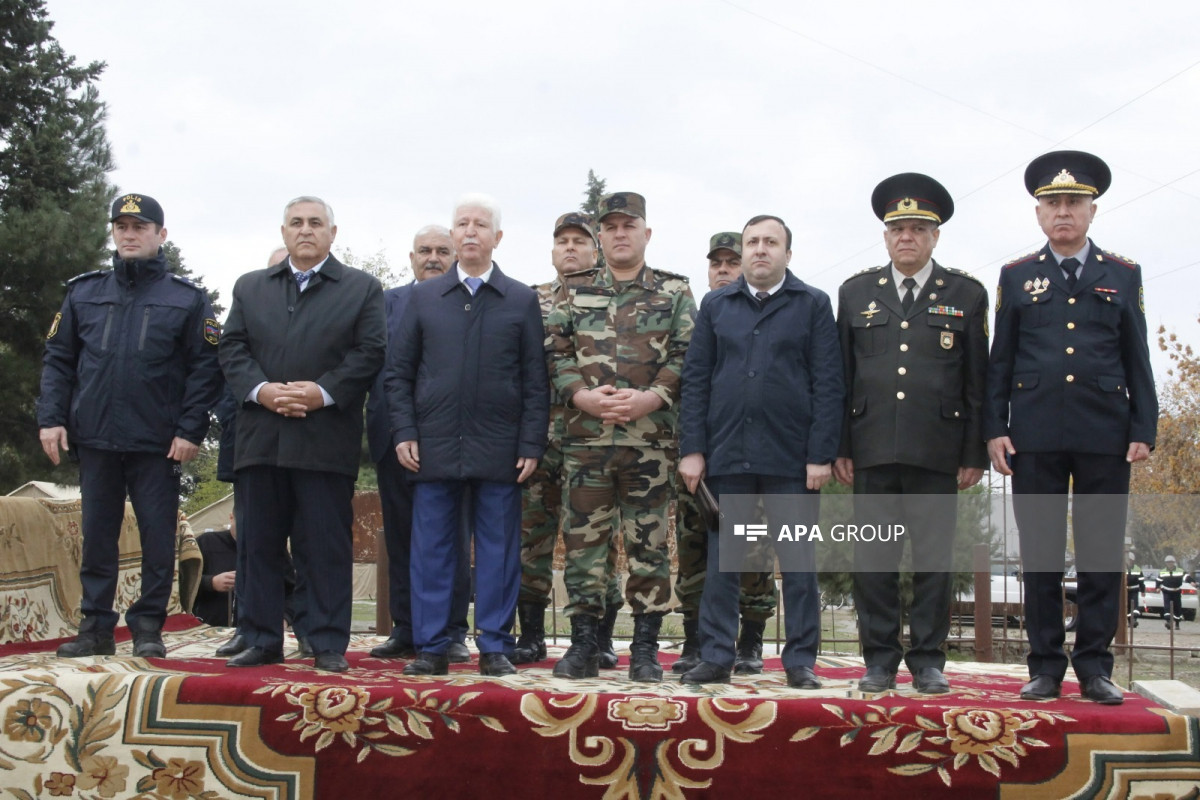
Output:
[1062, 257, 1081, 291]
[755, 290, 770, 307]
[901, 277, 916, 313]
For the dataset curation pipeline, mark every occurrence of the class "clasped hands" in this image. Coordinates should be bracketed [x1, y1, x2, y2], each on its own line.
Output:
[572, 385, 663, 424]
[259, 381, 324, 418]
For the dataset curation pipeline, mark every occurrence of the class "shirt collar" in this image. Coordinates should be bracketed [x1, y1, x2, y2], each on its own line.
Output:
[289, 255, 329, 276]
[457, 262, 494, 286]
[1049, 242, 1091, 266]
[891, 259, 933, 294]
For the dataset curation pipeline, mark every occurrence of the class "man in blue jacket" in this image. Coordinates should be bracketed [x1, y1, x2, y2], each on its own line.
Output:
[38, 193, 223, 659]
[678, 214, 843, 687]
[387, 193, 549, 677]
[366, 225, 472, 662]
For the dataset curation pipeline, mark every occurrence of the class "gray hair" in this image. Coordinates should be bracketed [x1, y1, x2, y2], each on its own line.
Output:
[452, 193, 501, 230]
[283, 195, 335, 227]
[413, 224, 452, 245]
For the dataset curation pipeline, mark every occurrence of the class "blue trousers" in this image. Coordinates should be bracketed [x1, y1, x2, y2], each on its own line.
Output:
[77, 446, 180, 632]
[699, 474, 819, 671]
[412, 480, 520, 655]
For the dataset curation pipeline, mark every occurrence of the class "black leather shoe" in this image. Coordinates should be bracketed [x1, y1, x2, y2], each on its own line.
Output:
[315, 652, 349, 673]
[132, 628, 166, 658]
[913, 667, 950, 694]
[1020, 674, 1062, 701]
[858, 666, 897, 693]
[681, 661, 732, 684]
[403, 651, 450, 676]
[215, 634, 248, 657]
[480, 652, 517, 677]
[371, 636, 417, 659]
[226, 647, 284, 668]
[296, 636, 314, 658]
[786, 666, 822, 689]
[446, 642, 471, 663]
[1081, 675, 1124, 705]
[56, 630, 116, 658]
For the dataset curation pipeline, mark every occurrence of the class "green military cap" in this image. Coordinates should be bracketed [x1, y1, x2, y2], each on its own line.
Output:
[596, 191, 646, 222]
[707, 231, 742, 258]
[872, 173, 954, 225]
[1024, 150, 1111, 198]
[553, 211, 597, 245]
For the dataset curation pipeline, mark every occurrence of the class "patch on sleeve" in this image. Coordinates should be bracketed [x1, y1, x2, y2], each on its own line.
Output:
[995, 285, 1002, 313]
[47, 312, 62, 340]
[1139, 285, 1145, 314]
[204, 318, 221, 345]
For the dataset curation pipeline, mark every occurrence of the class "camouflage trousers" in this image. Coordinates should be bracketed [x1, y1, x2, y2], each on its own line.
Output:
[561, 444, 674, 617]
[519, 441, 621, 609]
[675, 485, 778, 622]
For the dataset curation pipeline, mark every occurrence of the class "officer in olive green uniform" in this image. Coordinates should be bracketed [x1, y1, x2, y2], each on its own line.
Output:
[834, 174, 989, 695]
[546, 191, 696, 682]
[673, 231, 778, 676]
[515, 212, 622, 666]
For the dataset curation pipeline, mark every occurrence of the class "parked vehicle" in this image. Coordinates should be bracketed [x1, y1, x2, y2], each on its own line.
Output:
[953, 562, 1024, 626]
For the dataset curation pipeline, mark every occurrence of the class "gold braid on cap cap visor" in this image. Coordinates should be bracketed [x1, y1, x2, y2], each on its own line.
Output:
[1033, 182, 1098, 197]
[883, 206, 942, 224]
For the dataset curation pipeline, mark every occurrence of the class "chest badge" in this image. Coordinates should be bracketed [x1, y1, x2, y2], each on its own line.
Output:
[940, 331, 955, 350]
[1028, 277, 1050, 296]
[860, 300, 880, 319]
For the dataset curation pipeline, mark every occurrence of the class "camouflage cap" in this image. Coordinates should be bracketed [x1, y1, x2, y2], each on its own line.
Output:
[1024, 150, 1111, 198]
[596, 191, 646, 222]
[111, 193, 164, 226]
[553, 211, 597, 244]
[707, 231, 742, 258]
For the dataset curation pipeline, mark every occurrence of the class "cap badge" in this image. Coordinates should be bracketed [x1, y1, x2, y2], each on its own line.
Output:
[897, 198, 917, 213]
[717, 234, 734, 247]
[608, 195, 627, 210]
[120, 195, 142, 214]
[1050, 169, 1076, 187]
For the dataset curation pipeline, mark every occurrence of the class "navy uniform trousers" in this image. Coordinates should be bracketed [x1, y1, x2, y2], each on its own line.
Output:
[77, 446, 180, 632]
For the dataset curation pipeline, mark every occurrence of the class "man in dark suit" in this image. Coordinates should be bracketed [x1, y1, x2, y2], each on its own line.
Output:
[834, 173, 989, 694]
[367, 225, 472, 662]
[678, 214, 843, 688]
[220, 196, 386, 673]
[387, 193, 549, 677]
[986, 151, 1157, 705]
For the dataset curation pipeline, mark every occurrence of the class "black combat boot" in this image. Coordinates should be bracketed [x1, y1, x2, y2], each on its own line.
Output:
[628, 612, 664, 682]
[596, 604, 621, 669]
[552, 614, 600, 679]
[733, 618, 765, 675]
[671, 616, 701, 674]
[512, 603, 547, 664]
[57, 617, 116, 658]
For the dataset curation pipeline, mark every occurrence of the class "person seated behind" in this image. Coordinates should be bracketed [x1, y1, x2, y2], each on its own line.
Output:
[194, 519, 237, 627]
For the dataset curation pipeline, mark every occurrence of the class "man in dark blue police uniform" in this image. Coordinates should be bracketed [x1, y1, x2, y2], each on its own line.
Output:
[985, 151, 1157, 705]
[835, 173, 989, 694]
[38, 193, 223, 659]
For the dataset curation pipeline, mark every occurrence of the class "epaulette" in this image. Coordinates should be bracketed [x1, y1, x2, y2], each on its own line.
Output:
[1098, 249, 1138, 268]
[842, 265, 885, 284]
[942, 266, 983, 285]
[66, 269, 109, 285]
[1002, 250, 1041, 269]
[170, 274, 205, 290]
[652, 267, 690, 282]
[562, 267, 598, 288]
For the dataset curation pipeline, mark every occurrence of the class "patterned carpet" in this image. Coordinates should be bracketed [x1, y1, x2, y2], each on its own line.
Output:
[1, 616, 1198, 799]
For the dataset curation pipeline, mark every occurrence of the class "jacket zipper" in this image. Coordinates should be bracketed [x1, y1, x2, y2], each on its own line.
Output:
[100, 307, 115, 350]
[138, 308, 151, 351]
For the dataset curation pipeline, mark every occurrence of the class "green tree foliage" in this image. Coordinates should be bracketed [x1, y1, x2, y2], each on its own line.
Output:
[338, 246, 407, 290]
[0, 0, 115, 490]
[580, 169, 607, 270]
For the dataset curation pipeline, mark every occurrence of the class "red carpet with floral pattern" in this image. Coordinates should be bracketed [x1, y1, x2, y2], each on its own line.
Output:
[1, 616, 1198, 799]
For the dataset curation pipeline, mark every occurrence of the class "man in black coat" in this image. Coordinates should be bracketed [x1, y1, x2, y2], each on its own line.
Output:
[986, 151, 1157, 705]
[386, 193, 549, 677]
[220, 196, 386, 673]
[677, 214, 844, 688]
[366, 225, 472, 662]
[834, 173, 989, 694]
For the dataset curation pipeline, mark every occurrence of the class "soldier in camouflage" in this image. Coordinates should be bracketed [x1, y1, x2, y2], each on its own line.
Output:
[545, 191, 696, 682]
[673, 231, 778, 676]
[514, 212, 623, 666]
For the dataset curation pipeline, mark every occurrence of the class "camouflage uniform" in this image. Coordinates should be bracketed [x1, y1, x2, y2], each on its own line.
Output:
[520, 277, 621, 610]
[546, 264, 696, 618]
[674, 486, 777, 621]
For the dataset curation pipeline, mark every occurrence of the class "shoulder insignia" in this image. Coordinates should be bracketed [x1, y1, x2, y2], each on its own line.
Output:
[562, 267, 598, 289]
[46, 312, 62, 340]
[170, 274, 205, 290]
[66, 269, 109, 285]
[204, 318, 221, 345]
[652, 267, 690, 282]
[846, 265, 885, 282]
[1099, 248, 1137, 268]
[1003, 250, 1041, 269]
[942, 266, 983, 285]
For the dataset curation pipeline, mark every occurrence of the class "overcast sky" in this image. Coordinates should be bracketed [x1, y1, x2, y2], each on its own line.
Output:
[44, 1, 1200, 382]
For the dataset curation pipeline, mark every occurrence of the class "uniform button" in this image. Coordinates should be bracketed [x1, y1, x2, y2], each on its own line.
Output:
[1067, 322, 1075, 330]
[897, 391, 906, 400]
[899, 344, 909, 352]
[1066, 347, 1075, 354]
[1067, 297, 1076, 304]
[288, 306, 294, 312]
[900, 321, 909, 329]
[748, 370, 756, 377]
[753, 329, 760, 335]
[1066, 375, 1075, 382]
[954, 411, 960, 418]
[1106, 297, 1112, 302]
[1032, 297, 1039, 303]
[465, 303, 472, 311]
[743, 462, 751, 470]
[898, 367, 907, 375]
[746, 417, 753, 424]
[1017, 382, 1023, 388]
